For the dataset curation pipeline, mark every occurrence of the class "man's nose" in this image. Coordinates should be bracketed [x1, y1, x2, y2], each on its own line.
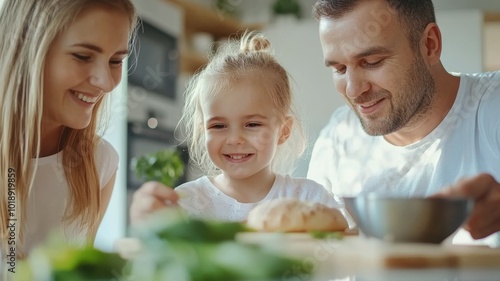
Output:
[344, 70, 370, 99]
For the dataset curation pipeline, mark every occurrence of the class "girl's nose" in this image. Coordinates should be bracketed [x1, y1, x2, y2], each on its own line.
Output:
[226, 129, 245, 145]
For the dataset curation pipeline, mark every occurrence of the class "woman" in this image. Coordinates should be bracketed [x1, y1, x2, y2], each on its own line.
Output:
[0, 0, 137, 258]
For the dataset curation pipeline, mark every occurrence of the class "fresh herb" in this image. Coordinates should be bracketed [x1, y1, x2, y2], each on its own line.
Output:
[130, 208, 313, 281]
[130, 148, 185, 188]
[309, 230, 344, 240]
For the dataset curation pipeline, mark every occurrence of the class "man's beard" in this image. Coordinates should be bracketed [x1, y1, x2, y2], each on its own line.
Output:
[353, 55, 436, 136]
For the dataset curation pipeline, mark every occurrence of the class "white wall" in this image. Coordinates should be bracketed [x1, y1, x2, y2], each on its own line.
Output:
[263, 19, 345, 177]
[436, 9, 484, 73]
[433, 0, 500, 11]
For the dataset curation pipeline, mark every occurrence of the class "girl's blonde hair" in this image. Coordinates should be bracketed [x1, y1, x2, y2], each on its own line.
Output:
[180, 31, 306, 176]
[0, 0, 137, 255]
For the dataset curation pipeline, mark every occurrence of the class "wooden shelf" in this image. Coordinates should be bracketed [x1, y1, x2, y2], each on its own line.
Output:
[485, 12, 500, 23]
[180, 49, 208, 74]
[166, 0, 263, 39]
[166, 0, 264, 74]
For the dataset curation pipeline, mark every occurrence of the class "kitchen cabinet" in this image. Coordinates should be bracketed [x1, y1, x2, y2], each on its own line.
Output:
[165, 0, 263, 73]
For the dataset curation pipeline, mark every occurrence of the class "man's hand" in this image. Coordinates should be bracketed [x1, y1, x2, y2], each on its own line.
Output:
[129, 181, 179, 226]
[435, 173, 500, 239]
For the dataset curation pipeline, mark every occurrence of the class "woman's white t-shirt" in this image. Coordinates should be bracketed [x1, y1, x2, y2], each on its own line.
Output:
[22, 139, 118, 255]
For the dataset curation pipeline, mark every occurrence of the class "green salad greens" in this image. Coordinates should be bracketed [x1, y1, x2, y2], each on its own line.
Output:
[129, 208, 313, 281]
[16, 242, 127, 281]
[17, 208, 313, 281]
[309, 230, 344, 240]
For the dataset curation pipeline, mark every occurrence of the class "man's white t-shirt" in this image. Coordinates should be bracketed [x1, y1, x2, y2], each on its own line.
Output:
[176, 174, 341, 222]
[308, 72, 500, 246]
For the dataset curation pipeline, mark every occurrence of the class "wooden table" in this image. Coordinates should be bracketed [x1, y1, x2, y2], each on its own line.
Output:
[236, 232, 500, 281]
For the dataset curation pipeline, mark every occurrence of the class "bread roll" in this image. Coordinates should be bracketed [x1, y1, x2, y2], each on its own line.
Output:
[247, 198, 348, 232]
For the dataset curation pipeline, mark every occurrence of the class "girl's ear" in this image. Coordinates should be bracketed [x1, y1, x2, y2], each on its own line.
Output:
[278, 116, 293, 145]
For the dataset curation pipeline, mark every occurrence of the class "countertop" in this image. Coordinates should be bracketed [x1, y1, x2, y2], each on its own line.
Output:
[235, 232, 500, 281]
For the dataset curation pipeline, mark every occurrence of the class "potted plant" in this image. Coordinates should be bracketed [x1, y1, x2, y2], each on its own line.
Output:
[214, 0, 240, 19]
[272, 0, 302, 20]
[130, 148, 185, 188]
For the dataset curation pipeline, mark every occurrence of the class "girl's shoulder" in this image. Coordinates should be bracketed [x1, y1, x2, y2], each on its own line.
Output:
[271, 174, 340, 208]
[175, 176, 214, 192]
[277, 174, 326, 190]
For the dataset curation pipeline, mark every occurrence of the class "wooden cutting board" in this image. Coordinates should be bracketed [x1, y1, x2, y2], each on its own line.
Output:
[235, 232, 500, 269]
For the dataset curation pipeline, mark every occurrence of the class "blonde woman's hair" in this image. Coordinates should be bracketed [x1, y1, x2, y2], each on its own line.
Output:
[0, 0, 137, 256]
[180, 31, 306, 176]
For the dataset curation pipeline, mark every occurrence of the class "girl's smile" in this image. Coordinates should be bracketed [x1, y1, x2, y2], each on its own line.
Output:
[224, 153, 254, 162]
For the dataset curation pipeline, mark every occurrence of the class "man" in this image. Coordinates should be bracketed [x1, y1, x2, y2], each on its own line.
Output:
[307, 0, 500, 246]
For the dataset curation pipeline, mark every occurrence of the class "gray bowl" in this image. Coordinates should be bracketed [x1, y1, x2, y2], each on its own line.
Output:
[342, 195, 473, 244]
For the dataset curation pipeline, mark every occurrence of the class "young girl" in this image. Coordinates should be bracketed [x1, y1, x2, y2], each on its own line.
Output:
[0, 0, 137, 258]
[173, 32, 342, 222]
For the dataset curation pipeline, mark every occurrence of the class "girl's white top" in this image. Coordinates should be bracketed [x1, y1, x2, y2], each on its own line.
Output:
[176, 174, 342, 222]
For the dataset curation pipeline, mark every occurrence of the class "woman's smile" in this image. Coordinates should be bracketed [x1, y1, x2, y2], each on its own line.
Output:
[69, 90, 100, 107]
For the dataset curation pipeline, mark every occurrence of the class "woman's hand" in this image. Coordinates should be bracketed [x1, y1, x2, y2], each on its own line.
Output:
[129, 181, 179, 226]
[435, 173, 500, 239]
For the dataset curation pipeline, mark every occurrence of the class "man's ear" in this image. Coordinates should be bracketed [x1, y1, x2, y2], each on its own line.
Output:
[421, 22, 442, 65]
[278, 116, 293, 145]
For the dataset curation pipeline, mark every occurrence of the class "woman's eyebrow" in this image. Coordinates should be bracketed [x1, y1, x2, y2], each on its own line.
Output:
[71, 43, 128, 55]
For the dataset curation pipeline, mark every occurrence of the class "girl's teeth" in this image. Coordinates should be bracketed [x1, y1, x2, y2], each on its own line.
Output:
[230, 154, 248, 160]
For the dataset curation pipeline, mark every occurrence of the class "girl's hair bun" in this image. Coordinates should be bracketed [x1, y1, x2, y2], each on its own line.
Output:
[240, 31, 271, 53]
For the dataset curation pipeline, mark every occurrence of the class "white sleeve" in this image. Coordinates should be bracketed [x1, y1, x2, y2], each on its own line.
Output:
[297, 178, 354, 228]
[307, 179, 342, 209]
[176, 177, 213, 219]
[95, 138, 119, 188]
[287, 176, 343, 209]
[307, 116, 338, 194]
[478, 75, 500, 158]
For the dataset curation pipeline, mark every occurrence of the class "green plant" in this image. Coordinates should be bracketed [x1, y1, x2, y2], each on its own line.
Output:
[272, 0, 302, 19]
[16, 234, 129, 281]
[214, 0, 240, 18]
[130, 148, 185, 188]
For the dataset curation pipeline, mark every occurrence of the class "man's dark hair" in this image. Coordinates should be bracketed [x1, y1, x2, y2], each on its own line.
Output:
[313, 0, 436, 50]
